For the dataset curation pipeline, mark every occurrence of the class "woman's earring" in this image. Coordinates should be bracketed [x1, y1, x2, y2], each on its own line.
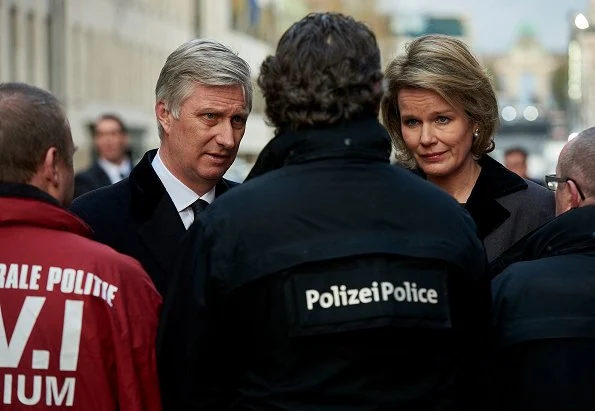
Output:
[473, 130, 479, 139]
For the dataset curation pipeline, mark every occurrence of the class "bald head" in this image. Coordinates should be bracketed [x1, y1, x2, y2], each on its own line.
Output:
[558, 127, 595, 200]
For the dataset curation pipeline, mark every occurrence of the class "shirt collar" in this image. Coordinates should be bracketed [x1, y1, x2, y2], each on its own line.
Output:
[98, 157, 131, 183]
[151, 149, 215, 212]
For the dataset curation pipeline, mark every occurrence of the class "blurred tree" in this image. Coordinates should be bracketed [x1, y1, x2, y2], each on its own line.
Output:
[551, 60, 569, 110]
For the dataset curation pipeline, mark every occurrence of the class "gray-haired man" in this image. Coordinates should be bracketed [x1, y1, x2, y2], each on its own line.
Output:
[70, 39, 252, 297]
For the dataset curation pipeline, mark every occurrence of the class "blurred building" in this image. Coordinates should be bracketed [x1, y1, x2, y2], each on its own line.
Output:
[567, 0, 595, 134]
[295, 0, 396, 66]
[388, 13, 472, 57]
[482, 28, 567, 179]
[0, 0, 273, 180]
[0, 0, 197, 169]
[487, 26, 564, 108]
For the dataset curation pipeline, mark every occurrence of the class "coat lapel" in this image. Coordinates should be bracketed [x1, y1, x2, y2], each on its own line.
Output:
[215, 177, 239, 197]
[130, 150, 186, 277]
[129, 151, 239, 284]
[90, 163, 112, 187]
[465, 155, 527, 239]
[138, 195, 186, 274]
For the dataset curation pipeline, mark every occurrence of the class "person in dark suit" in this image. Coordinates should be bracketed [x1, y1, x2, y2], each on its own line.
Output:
[74, 113, 132, 198]
[70, 39, 252, 297]
[160, 13, 490, 411]
[489, 127, 595, 411]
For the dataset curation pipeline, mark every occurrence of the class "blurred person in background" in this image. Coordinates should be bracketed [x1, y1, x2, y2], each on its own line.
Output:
[0, 82, 161, 411]
[161, 13, 489, 411]
[70, 39, 252, 297]
[381, 34, 554, 262]
[489, 127, 595, 411]
[73, 113, 132, 198]
[503, 146, 544, 186]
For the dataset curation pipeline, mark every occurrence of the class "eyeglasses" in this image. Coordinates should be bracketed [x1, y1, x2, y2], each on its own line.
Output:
[545, 174, 586, 200]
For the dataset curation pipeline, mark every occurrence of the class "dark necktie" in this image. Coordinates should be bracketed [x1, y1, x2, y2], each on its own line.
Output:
[190, 199, 209, 221]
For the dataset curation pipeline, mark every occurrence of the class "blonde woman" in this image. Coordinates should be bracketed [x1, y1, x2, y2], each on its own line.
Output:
[381, 34, 554, 261]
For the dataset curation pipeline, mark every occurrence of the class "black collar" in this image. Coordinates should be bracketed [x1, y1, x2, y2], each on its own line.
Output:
[129, 149, 237, 219]
[491, 205, 595, 276]
[414, 155, 528, 239]
[465, 155, 528, 239]
[0, 183, 62, 207]
[129, 149, 167, 220]
[246, 117, 391, 180]
[468, 155, 527, 201]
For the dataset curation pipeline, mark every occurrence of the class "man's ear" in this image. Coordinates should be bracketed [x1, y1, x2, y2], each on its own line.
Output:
[155, 101, 172, 135]
[29, 147, 60, 196]
[40, 147, 60, 185]
[567, 180, 583, 209]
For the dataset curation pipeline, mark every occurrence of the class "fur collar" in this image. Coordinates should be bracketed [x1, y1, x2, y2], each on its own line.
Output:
[465, 155, 527, 239]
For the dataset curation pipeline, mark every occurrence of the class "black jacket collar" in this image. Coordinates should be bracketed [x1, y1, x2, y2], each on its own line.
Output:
[491, 205, 595, 276]
[129, 149, 238, 219]
[469, 155, 527, 201]
[129, 149, 238, 287]
[0, 183, 62, 207]
[246, 116, 391, 180]
[129, 149, 167, 220]
[465, 155, 528, 239]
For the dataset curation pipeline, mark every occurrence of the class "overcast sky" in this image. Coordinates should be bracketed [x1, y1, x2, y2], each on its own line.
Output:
[377, 0, 590, 54]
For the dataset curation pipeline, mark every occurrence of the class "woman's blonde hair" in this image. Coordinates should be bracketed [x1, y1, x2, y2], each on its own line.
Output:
[381, 34, 499, 169]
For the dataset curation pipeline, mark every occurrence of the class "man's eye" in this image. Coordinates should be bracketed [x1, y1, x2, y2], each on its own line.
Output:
[204, 113, 217, 120]
[232, 116, 246, 125]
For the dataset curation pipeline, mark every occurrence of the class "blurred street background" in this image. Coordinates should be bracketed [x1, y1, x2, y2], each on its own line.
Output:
[0, 0, 592, 182]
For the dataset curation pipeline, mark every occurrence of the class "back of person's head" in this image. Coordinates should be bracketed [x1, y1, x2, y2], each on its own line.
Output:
[381, 34, 499, 169]
[155, 39, 253, 139]
[558, 127, 595, 201]
[0, 82, 73, 185]
[258, 12, 383, 132]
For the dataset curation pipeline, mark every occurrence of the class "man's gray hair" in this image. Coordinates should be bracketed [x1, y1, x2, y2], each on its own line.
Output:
[559, 126, 595, 199]
[155, 39, 253, 139]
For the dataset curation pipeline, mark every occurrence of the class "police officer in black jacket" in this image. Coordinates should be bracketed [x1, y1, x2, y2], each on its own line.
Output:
[160, 12, 490, 411]
[489, 127, 595, 411]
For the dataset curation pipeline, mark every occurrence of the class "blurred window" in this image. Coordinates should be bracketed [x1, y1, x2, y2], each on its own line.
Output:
[194, 0, 202, 36]
[9, 6, 17, 80]
[26, 11, 34, 83]
[519, 72, 536, 105]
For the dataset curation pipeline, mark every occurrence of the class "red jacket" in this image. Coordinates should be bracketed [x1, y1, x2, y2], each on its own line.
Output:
[0, 186, 162, 411]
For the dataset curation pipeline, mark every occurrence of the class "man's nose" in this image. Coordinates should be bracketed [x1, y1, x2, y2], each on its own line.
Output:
[216, 122, 236, 149]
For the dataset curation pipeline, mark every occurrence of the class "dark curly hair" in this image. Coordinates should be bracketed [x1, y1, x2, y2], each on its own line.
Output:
[258, 12, 383, 132]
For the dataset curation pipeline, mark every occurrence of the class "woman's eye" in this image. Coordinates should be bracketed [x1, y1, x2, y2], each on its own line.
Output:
[404, 119, 419, 127]
[436, 116, 450, 124]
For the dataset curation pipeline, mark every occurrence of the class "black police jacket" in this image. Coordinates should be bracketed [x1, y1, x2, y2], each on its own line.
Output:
[159, 117, 490, 411]
[490, 205, 595, 411]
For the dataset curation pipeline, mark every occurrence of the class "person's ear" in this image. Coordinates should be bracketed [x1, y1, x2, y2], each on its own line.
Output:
[155, 101, 173, 135]
[39, 147, 60, 186]
[567, 180, 583, 208]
